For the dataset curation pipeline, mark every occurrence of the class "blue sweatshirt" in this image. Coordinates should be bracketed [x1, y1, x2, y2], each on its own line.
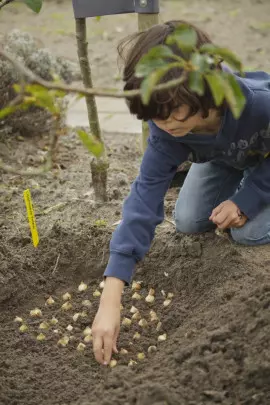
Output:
[104, 71, 270, 284]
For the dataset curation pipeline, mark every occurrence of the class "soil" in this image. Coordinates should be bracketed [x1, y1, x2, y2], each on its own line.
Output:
[0, 1, 270, 405]
[1, 130, 270, 405]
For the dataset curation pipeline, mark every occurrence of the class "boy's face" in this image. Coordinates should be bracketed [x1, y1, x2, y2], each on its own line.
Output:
[153, 105, 205, 137]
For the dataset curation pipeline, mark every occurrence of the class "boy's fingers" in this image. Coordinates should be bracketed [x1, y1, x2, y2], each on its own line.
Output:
[217, 212, 242, 229]
[230, 215, 247, 228]
[112, 333, 119, 354]
[217, 218, 232, 230]
[93, 335, 104, 364]
[103, 334, 113, 365]
[210, 204, 223, 220]
[112, 340, 118, 354]
[212, 210, 228, 225]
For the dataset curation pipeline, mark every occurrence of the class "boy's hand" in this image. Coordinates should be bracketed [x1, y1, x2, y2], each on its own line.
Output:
[210, 200, 247, 230]
[92, 277, 124, 365]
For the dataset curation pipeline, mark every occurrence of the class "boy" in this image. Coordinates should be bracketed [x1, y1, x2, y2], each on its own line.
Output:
[92, 20, 270, 365]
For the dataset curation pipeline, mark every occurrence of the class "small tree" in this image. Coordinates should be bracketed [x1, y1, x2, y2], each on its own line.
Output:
[75, 18, 108, 203]
[0, 12, 246, 190]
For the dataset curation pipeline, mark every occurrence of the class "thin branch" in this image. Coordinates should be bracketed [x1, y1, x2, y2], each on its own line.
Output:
[0, 49, 187, 100]
[0, 0, 15, 10]
[52, 254, 60, 275]
[9, 94, 24, 107]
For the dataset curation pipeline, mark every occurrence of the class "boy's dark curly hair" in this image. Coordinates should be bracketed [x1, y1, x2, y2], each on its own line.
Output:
[118, 20, 223, 122]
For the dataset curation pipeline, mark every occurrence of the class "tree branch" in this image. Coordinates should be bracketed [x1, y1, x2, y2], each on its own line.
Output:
[75, 18, 108, 202]
[0, 48, 187, 100]
[0, 0, 15, 10]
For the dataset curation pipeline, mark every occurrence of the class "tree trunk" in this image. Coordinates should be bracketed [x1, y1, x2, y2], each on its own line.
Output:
[90, 159, 109, 202]
[75, 18, 108, 202]
[137, 13, 159, 153]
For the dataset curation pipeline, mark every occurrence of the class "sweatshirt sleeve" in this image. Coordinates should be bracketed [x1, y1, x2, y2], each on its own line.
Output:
[231, 90, 270, 219]
[104, 131, 190, 284]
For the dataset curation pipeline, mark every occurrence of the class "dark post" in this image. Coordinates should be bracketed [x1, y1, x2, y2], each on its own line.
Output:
[72, 0, 134, 18]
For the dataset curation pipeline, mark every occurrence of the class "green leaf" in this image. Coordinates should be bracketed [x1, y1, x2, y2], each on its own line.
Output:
[75, 93, 85, 101]
[200, 44, 243, 72]
[166, 24, 197, 52]
[136, 59, 166, 79]
[13, 84, 21, 93]
[135, 45, 179, 78]
[223, 73, 246, 118]
[25, 84, 58, 113]
[28, 84, 65, 100]
[190, 52, 212, 73]
[205, 72, 225, 106]
[214, 49, 242, 72]
[189, 71, 204, 95]
[140, 62, 180, 104]
[0, 105, 18, 120]
[94, 219, 107, 227]
[143, 45, 177, 60]
[23, 0, 43, 13]
[206, 71, 245, 117]
[77, 129, 104, 158]
[33, 93, 56, 113]
[53, 89, 66, 99]
[25, 84, 44, 93]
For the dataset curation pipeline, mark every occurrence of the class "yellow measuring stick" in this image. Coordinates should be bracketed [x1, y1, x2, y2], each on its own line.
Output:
[23, 189, 39, 248]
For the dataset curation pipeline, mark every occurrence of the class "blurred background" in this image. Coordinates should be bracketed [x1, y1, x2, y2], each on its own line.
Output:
[1, 0, 269, 90]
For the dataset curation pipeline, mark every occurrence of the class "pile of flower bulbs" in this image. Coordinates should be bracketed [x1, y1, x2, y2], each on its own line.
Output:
[14, 279, 175, 368]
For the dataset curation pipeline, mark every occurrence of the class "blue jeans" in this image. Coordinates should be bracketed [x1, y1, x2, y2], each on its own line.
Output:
[174, 162, 270, 245]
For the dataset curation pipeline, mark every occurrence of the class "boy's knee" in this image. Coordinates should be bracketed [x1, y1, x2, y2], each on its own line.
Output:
[175, 211, 212, 234]
[231, 221, 270, 245]
[175, 217, 198, 234]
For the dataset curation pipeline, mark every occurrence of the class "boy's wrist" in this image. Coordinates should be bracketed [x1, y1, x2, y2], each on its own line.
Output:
[100, 277, 124, 306]
[104, 253, 136, 285]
